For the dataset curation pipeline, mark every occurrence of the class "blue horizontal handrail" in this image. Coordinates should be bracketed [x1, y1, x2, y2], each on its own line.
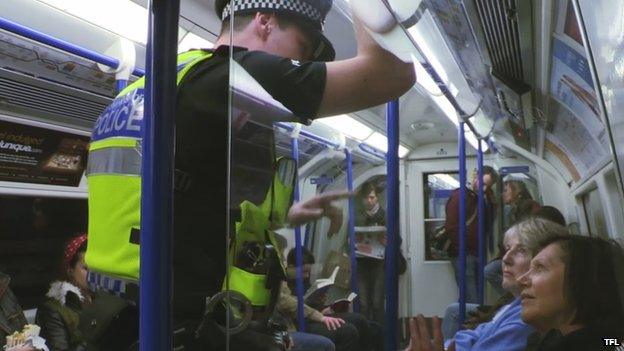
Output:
[358, 143, 386, 160]
[276, 122, 389, 160]
[276, 122, 341, 149]
[0, 16, 145, 77]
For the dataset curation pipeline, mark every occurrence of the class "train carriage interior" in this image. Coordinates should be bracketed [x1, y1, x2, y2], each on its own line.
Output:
[0, 0, 623, 350]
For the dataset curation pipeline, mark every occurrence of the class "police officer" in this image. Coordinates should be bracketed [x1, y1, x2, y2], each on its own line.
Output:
[85, 0, 414, 349]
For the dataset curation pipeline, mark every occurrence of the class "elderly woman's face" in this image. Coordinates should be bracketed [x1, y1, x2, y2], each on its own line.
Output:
[517, 243, 571, 332]
[501, 231, 531, 296]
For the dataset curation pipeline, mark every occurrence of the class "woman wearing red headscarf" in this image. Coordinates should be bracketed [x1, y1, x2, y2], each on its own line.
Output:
[36, 234, 91, 351]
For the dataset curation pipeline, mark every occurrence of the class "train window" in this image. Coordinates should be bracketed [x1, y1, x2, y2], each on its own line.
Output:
[424, 172, 459, 261]
[581, 188, 609, 238]
[0, 195, 87, 308]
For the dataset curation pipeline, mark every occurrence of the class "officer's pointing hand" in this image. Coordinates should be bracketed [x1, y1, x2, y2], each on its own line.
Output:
[287, 191, 352, 232]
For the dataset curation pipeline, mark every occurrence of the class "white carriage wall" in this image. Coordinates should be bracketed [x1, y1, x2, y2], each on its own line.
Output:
[402, 143, 477, 317]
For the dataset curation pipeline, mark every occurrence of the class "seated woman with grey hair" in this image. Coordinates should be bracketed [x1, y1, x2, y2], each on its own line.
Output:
[410, 217, 569, 351]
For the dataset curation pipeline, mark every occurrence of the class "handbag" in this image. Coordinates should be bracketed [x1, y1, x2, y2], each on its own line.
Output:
[397, 250, 407, 275]
[432, 209, 478, 253]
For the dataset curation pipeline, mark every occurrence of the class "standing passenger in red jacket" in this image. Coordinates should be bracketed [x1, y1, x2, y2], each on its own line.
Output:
[444, 166, 498, 303]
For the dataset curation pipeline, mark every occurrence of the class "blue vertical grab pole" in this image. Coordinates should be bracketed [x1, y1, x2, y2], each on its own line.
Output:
[458, 121, 467, 328]
[139, 1, 179, 350]
[291, 137, 306, 332]
[344, 149, 360, 312]
[384, 100, 400, 351]
[116, 79, 128, 93]
[477, 140, 485, 305]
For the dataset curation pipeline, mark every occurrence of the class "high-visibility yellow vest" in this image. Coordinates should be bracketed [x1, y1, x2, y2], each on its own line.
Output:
[226, 157, 296, 306]
[86, 49, 297, 308]
[85, 50, 214, 281]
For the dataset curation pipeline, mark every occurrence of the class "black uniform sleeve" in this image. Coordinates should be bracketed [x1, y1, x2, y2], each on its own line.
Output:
[233, 50, 327, 119]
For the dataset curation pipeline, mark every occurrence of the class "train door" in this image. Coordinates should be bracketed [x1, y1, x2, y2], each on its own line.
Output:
[404, 149, 480, 316]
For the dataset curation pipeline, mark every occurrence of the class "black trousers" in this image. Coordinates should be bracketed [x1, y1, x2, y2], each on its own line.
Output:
[333, 312, 370, 351]
[196, 317, 290, 351]
[305, 318, 359, 351]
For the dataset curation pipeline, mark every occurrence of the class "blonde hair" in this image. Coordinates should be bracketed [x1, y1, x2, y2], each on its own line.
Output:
[506, 216, 569, 255]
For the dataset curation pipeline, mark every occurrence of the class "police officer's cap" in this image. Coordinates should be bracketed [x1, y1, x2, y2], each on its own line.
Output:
[215, 0, 336, 62]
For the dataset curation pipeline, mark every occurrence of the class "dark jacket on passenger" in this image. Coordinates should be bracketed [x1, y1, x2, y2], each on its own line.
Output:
[445, 188, 495, 257]
[36, 281, 86, 351]
[507, 199, 541, 228]
[0, 272, 28, 348]
[355, 207, 386, 227]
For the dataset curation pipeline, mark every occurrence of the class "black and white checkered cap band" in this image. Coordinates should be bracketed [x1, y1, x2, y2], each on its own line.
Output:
[222, 0, 324, 24]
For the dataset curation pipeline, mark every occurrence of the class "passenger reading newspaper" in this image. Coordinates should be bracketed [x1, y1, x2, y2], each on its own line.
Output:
[354, 226, 387, 259]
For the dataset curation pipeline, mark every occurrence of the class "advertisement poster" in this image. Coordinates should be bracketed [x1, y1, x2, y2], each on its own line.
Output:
[550, 37, 604, 134]
[544, 99, 610, 182]
[0, 119, 89, 186]
[549, 35, 611, 181]
[544, 135, 581, 182]
[0, 29, 120, 97]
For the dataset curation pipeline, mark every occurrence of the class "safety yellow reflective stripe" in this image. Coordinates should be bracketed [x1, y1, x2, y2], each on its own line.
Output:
[86, 147, 141, 176]
[176, 52, 213, 85]
[90, 138, 138, 151]
[117, 77, 145, 97]
[117, 50, 213, 97]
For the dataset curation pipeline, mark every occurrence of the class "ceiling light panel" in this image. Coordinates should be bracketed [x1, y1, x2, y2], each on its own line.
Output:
[315, 114, 373, 141]
[38, 0, 149, 44]
[412, 56, 442, 95]
[364, 132, 410, 158]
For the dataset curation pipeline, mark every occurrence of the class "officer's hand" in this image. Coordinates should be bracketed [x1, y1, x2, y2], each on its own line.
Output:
[325, 205, 343, 237]
[287, 191, 352, 228]
[321, 316, 345, 331]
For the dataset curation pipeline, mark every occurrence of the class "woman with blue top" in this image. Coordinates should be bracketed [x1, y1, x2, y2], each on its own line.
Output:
[405, 217, 569, 351]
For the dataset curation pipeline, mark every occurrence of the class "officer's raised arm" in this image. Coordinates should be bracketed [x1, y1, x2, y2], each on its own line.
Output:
[213, 0, 415, 120]
[319, 13, 416, 117]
